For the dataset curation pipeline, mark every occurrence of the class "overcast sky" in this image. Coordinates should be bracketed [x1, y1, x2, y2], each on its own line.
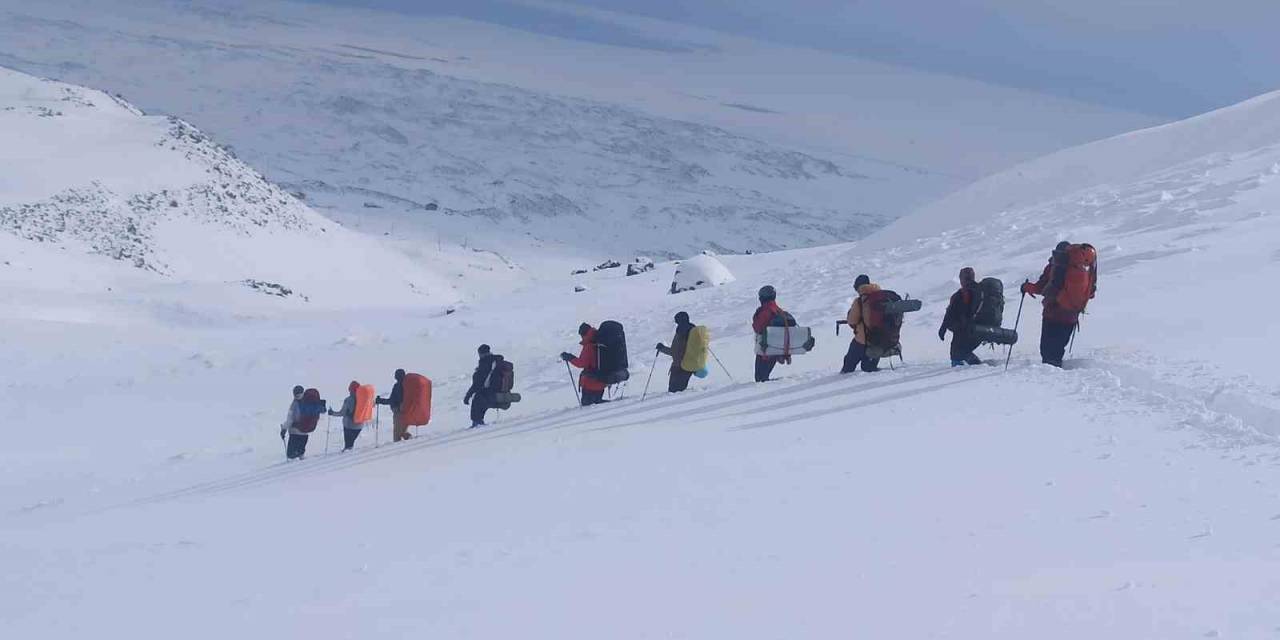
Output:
[302, 0, 1280, 117]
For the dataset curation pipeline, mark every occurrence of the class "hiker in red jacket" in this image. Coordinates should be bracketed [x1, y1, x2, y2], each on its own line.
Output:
[751, 285, 790, 382]
[1021, 241, 1098, 367]
[561, 323, 607, 405]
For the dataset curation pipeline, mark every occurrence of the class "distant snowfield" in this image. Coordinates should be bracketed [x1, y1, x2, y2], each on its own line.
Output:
[0, 0, 1155, 272]
[3, 74, 1280, 637]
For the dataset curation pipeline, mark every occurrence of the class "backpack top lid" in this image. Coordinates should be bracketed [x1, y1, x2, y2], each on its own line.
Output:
[299, 388, 325, 415]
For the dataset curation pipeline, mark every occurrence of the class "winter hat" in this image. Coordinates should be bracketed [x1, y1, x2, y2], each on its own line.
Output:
[1055, 241, 1071, 251]
[578, 322, 592, 337]
[349, 381, 360, 394]
[292, 385, 305, 396]
[478, 344, 491, 355]
[394, 369, 406, 381]
[758, 285, 776, 302]
[854, 274, 871, 289]
[959, 267, 976, 284]
[674, 311, 690, 325]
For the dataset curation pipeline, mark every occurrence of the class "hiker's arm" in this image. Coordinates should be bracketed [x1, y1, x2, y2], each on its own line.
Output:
[1023, 265, 1052, 295]
[656, 343, 672, 356]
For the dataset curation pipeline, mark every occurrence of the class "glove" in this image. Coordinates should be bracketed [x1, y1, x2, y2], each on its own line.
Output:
[1020, 281, 1035, 296]
[463, 392, 472, 406]
[938, 326, 947, 341]
[279, 428, 286, 440]
[656, 342, 666, 351]
[560, 352, 575, 362]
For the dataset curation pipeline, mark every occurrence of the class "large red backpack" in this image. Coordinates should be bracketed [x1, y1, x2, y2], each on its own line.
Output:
[294, 388, 325, 433]
[1047, 244, 1098, 313]
[860, 289, 904, 352]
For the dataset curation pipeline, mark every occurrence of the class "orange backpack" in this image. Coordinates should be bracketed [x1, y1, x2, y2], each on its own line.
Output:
[1051, 243, 1098, 313]
[400, 373, 432, 427]
[353, 384, 376, 424]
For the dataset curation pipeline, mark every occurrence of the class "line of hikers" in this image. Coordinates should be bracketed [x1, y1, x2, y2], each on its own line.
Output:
[278, 241, 1097, 459]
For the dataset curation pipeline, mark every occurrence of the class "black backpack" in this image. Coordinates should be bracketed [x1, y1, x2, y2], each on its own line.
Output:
[974, 278, 1004, 327]
[594, 320, 630, 384]
[486, 356, 514, 393]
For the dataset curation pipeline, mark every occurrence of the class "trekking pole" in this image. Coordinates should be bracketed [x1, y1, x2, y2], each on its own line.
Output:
[1005, 285, 1028, 372]
[565, 360, 581, 405]
[325, 414, 332, 455]
[375, 405, 381, 449]
[1069, 320, 1079, 355]
[707, 347, 736, 384]
[641, 349, 660, 402]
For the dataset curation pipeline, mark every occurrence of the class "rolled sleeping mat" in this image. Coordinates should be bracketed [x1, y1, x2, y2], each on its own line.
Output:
[971, 324, 1018, 345]
[883, 298, 923, 315]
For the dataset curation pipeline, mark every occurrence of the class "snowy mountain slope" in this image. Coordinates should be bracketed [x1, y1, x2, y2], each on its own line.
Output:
[871, 88, 1280, 248]
[0, 66, 458, 311]
[0, 0, 1156, 269]
[3, 89, 1280, 637]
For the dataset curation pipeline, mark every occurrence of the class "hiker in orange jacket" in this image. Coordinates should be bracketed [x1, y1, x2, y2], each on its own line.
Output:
[561, 323, 607, 405]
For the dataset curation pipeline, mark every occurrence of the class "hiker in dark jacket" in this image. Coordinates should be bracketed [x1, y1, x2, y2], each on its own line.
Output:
[940, 267, 984, 366]
[328, 381, 371, 451]
[375, 368, 410, 440]
[464, 344, 498, 427]
[751, 286, 790, 382]
[841, 274, 882, 373]
[656, 311, 696, 393]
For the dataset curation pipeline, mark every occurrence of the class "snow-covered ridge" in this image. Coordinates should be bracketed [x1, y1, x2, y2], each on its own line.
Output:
[0, 66, 457, 308]
[0, 0, 1156, 271]
[872, 88, 1280, 248]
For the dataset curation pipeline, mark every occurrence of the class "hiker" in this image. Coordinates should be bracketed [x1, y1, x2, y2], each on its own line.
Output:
[751, 286, 789, 382]
[1022, 241, 1098, 367]
[280, 385, 324, 460]
[464, 344, 498, 427]
[841, 274, 882, 373]
[375, 368, 412, 441]
[327, 381, 372, 451]
[940, 267, 984, 366]
[656, 311, 697, 393]
[561, 323, 608, 406]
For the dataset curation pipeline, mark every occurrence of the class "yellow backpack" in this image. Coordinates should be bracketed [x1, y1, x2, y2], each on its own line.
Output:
[681, 326, 711, 373]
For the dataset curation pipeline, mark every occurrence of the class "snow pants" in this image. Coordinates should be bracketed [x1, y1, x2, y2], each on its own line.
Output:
[286, 433, 309, 459]
[470, 390, 492, 424]
[669, 368, 694, 393]
[581, 389, 606, 406]
[392, 413, 412, 442]
[342, 428, 361, 451]
[1040, 319, 1076, 367]
[840, 341, 881, 373]
[755, 356, 779, 382]
[949, 333, 983, 366]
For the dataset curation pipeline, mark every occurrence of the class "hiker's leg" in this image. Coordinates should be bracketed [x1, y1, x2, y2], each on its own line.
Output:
[1040, 320, 1071, 367]
[669, 368, 693, 392]
[841, 340, 865, 373]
